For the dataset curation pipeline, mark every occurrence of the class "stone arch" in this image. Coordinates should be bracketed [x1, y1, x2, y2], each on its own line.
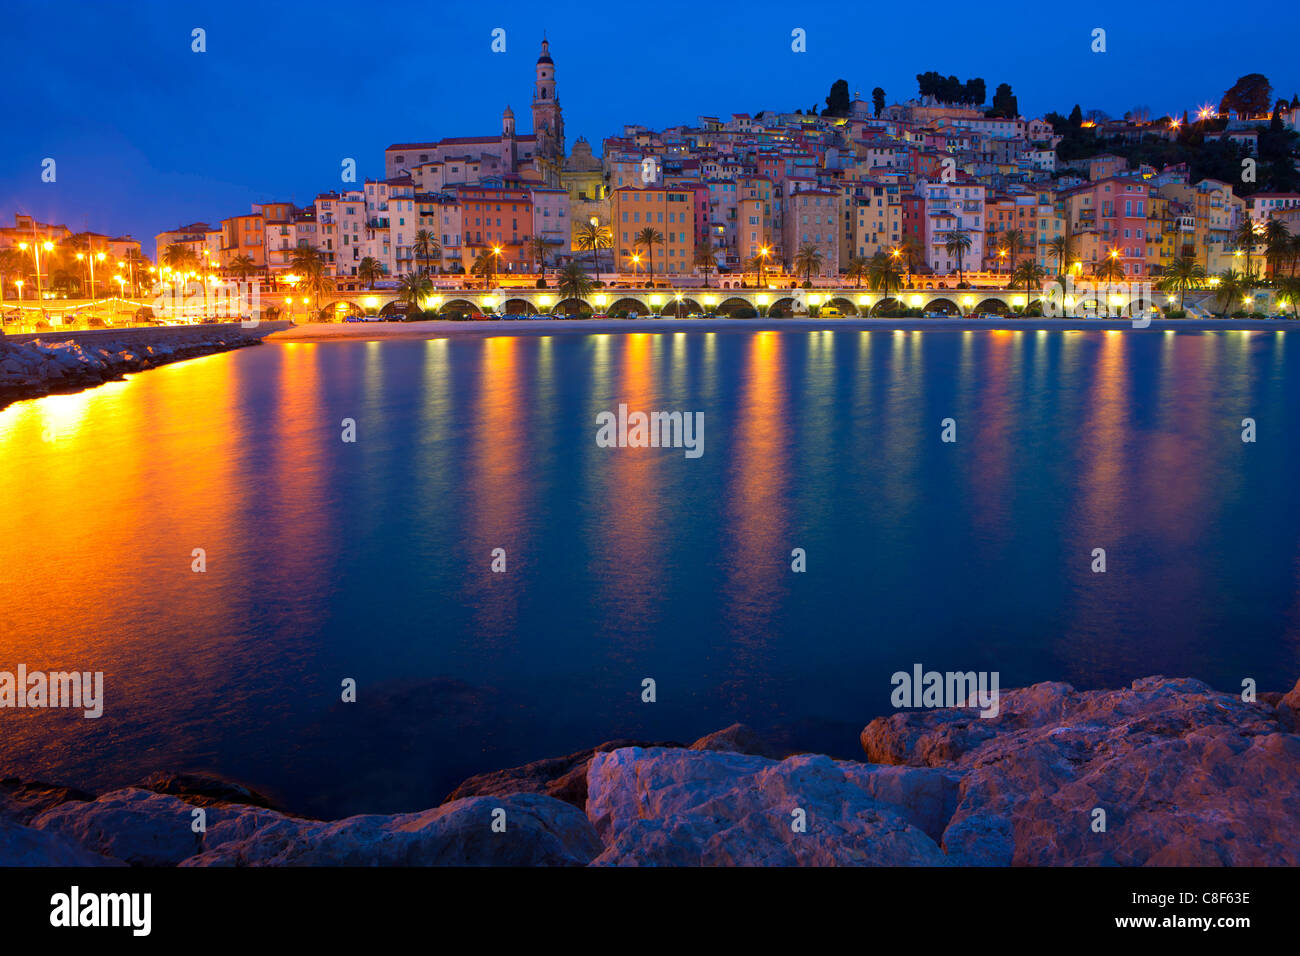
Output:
[378, 300, 408, 317]
[926, 297, 959, 315]
[439, 297, 480, 318]
[827, 296, 860, 316]
[769, 296, 797, 318]
[716, 296, 753, 317]
[870, 296, 902, 316]
[610, 297, 649, 316]
[556, 297, 592, 315]
[324, 299, 364, 319]
[974, 298, 1010, 315]
[503, 297, 538, 315]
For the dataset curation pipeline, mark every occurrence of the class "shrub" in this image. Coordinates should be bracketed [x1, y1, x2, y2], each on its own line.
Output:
[732, 306, 759, 318]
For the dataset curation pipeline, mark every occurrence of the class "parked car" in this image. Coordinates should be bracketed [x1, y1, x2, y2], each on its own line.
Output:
[821, 307, 844, 317]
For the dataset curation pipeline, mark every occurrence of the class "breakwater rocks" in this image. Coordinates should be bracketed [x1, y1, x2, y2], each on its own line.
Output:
[0, 323, 284, 409]
[2, 676, 1297, 866]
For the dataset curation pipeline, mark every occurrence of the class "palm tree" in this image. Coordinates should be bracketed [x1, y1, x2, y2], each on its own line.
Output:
[794, 243, 824, 283]
[1263, 218, 1291, 279]
[1156, 256, 1205, 311]
[1092, 255, 1127, 284]
[525, 236, 548, 281]
[943, 231, 972, 284]
[162, 243, 196, 275]
[867, 250, 903, 311]
[228, 254, 257, 282]
[634, 227, 664, 284]
[556, 261, 593, 304]
[0, 247, 26, 305]
[1233, 220, 1260, 283]
[895, 237, 920, 286]
[845, 254, 870, 288]
[1047, 235, 1073, 277]
[1276, 274, 1300, 319]
[471, 248, 499, 288]
[574, 220, 612, 285]
[358, 257, 385, 290]
[1211, 268, 1245, 317]
[1012, 260, 1047, 311]
[694, 238, 719, 287]
[1286, 234, 1300, 278]
[1002, 229, 1026, 278]
[413, 230, 441, 275]
[287, 245, 329, 316]
[397, 271, 432, 313]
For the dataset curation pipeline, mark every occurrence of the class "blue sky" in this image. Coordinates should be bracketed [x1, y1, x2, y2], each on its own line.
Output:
[3, 0, 1297, 247]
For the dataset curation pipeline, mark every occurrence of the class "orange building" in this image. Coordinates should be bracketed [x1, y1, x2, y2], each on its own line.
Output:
[611, 185, 696, 278]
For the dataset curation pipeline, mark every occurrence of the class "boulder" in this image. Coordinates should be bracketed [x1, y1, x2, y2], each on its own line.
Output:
[133, 771, 279, 810]
[31, 789, 205, 866]
[0, 817, 123, 867]
[688, 722, 786, 759]
[183, 793, 601, 867]
[445, 739, 680, 808]
[861, 676, 1300, 865]
[585, 748, 949, 866]
[1278, 678, 1300, 733]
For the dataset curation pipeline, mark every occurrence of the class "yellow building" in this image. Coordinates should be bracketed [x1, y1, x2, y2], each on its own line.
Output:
[611, 185, 695, 278]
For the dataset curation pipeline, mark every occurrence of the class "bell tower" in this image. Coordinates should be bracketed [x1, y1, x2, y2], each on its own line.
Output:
[531, 37, 565, 170]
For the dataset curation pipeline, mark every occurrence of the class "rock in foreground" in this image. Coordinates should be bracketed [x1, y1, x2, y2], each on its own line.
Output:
[861, 676, 1300, 865]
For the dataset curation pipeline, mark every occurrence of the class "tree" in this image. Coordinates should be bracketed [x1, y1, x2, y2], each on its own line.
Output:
[867, 251, 902, 309]
[1276, 274, 1300, 319]
[1047, 235, 1073, 276]
[1233, 219, 1260, 281]
[287, 245, 329, 315]
[556, 261, 593, 303]
[397, 271, 432, 313]
[471, 248, 499, 287]
[1212, 268, 1244, 316]
[845, 254, 870, 288]
[634, 227, 664, 283]
[526, 236, 548, 280]
[896, 237, 921, 285]
[823, 79, 850, 117]
[943, 231, 973, 283]
[228, 254, 257, 282]
[1220, 74, 1272, 116]
[358, 256, 384, 290]
[965, 78, 986, 106]
[794, 243, 824, 283]
[1012, 260, 1046, 309]
[989, 83, 1018, 119]
[1068, 104, 1083, 128]
[574, 220, 612, 285]
[1093, 255, 1127, 284]
[1156, 256, 1205, 310]
[0, 247, 26, 303]
[1002, 229, 1026, 275]
[1263, 217, 1291, 277]
[413, 229, 441, 275]
[694, 238, 719, 287]
[872, 87, 885, 117]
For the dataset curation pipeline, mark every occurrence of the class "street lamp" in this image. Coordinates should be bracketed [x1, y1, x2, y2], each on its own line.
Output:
[758, 245, 771, 287]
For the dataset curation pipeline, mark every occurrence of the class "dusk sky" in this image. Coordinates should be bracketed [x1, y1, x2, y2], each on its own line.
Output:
[4, 0, 1297, 247]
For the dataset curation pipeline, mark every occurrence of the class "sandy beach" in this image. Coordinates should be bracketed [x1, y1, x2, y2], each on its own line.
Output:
[265, 315, 1296, 341]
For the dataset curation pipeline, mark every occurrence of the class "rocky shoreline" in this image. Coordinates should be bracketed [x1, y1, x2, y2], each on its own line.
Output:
[0, 325, 277, 409]
[2, 675, 1297, 866]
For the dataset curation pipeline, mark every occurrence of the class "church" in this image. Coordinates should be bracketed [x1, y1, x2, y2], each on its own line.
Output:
[384, 39, 566, 190]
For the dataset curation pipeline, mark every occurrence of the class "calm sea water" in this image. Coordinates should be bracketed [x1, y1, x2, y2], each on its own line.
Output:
[2, 328, 1298, 817]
